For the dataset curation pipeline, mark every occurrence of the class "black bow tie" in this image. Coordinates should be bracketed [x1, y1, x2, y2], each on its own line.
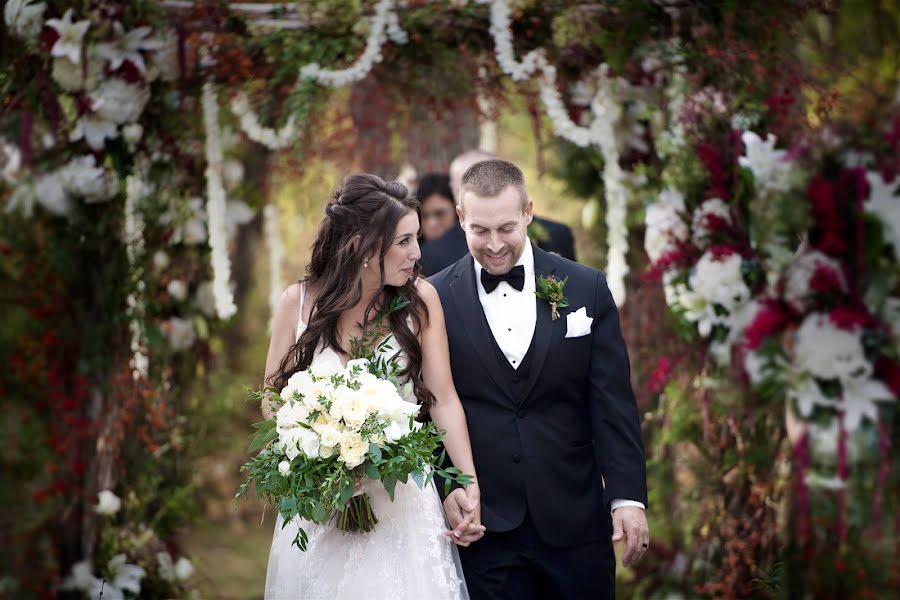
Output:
[480, 264, 526, 293]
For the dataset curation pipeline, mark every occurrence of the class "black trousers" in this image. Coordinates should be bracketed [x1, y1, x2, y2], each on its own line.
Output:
[458, 508, 615, 600]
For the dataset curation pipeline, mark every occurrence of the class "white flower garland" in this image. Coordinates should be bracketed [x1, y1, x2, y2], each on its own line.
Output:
[263, 203, 284, 332]
[124, 173, 148, 379]
[202, 79, 238, 320]
[591, 66, 629, 306]
[485, 0, 628, 303]
[230, 92, 297, 150]
[298, 0, 406, 87]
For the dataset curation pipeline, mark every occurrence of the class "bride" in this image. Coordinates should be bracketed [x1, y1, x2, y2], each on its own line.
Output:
[260, 174, 483, 599]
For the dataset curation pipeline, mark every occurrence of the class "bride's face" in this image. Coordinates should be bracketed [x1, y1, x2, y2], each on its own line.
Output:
[368, 210, 421, 287]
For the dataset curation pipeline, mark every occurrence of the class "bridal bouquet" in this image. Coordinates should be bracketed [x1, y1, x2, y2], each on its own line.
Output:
[237, 302, 470, 550]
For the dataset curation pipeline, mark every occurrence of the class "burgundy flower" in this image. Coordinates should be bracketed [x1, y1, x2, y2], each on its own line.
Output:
[697, 142, 730, 200]
[809, 264, 845, 296]
[743, 301, 789, 350]
[807, 176, 848, 256]
[647, 357, 673, 395]
[874, 356, 900, 398]
[828, 304, 876, 331]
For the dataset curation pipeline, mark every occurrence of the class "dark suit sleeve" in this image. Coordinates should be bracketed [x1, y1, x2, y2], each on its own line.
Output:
[588, 273, 647, 507]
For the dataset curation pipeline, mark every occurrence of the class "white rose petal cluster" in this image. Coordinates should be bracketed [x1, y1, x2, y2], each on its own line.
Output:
[274, 358, 420, 471]
[644, 188, 688, 263]
[673, 251, 751, 338]
[783, 250, 847, 312]
[690, 197, 732, 249]
[789, 313, 895, 431]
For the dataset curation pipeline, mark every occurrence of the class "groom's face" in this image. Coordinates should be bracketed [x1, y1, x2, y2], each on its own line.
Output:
[458, 184, 533, 275]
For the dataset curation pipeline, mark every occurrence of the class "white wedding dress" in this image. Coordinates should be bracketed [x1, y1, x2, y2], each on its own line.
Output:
[264, 283, 469, 599]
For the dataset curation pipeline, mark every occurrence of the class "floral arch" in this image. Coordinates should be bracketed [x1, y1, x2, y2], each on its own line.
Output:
[2, 0, 898, 597]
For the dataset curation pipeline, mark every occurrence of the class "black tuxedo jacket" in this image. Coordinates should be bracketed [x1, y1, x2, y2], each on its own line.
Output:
[429, 246, 646, 547]
[419, 217, 576, 276]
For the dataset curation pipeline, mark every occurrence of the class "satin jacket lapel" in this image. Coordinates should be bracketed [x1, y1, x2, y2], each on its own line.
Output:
[519, 246, 557, 404]
[450, 256, 515, 402]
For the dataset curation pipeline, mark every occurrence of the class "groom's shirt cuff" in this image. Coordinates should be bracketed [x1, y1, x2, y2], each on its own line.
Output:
[610, 499, 645, 512]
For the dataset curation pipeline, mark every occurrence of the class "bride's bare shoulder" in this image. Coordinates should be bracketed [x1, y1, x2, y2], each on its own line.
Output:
[414, 278, 443, 313]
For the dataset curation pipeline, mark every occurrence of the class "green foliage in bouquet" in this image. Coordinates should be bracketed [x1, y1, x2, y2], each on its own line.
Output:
[236, 295, 472, 550]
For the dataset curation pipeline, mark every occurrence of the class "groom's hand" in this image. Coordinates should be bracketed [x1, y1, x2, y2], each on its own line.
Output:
[442, 487, 485, 546]
[612, 506, 649, 567]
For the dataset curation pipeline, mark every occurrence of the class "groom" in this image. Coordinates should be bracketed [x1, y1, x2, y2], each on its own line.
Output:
[429, 159, 648, 599]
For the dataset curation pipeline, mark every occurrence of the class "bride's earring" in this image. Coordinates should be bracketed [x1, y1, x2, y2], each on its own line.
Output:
[363, 257, 369, 269]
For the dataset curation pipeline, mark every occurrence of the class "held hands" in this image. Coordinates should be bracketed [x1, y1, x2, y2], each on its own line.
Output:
[611, 506, 650, 567]
[442, 484, 485, 547]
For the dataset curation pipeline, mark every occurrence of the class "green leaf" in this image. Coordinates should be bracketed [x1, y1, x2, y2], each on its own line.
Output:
[248, 427, 278, 454]
[368, 443, 383, 462]
[383, 475, 398, 501]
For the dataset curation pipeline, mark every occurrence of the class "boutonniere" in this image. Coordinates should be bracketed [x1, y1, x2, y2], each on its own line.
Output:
[535, 275, 569, 320]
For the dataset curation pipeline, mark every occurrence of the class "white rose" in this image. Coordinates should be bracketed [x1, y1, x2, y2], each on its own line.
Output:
[283, 370, 315, 400]
[166, 279, 187, 302]
[276, 401, 310, 431]
[173, 557, 194, 581]
[340, 389, 369, 431]
[163, 317, 195, 351]
[318, 444, 336, 459]
[296, 427, 321, 458]
[223, 159, 244, 191]
[194, 281, 217, 317]
[152, 250, 170, 270]
[383, 420, 411, 443]
[51, 52, 103, 92]
[58, 155, 118, 203]
[94, 489, 121, 515]
[329, 385, 354, 421]
[318, 423, 343, 448]
[122, 123, 143, 148]
[90, 79, 150, 125]
[338, 431, 368, 469]
[278, 460, 291, 476]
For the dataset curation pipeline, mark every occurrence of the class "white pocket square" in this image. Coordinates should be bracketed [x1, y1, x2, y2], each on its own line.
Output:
[565, 306, 593, 338]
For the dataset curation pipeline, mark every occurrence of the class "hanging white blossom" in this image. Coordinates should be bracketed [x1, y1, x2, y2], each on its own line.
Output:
[263, 204, 285, 332]
[230, 92, 298, 150]
[124, 173, 149, 379]
[202, 79, 238, 319]
[298, 0, 406, 87]
[590, 65, 629, 305]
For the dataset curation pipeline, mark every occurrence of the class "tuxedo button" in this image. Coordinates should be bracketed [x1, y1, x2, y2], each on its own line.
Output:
[512, 454, 521, 463]
[512, 375, 520, 383]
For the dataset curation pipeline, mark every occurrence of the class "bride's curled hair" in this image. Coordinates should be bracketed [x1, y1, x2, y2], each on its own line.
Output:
[270, 173, 435, 414]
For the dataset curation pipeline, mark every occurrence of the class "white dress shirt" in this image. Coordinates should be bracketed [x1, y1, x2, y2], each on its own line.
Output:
[474, 241, 537, 369]
[473, 242, 644, 513]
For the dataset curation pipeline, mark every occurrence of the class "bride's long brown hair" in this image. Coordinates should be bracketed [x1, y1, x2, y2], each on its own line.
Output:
[269, 173, 436, 413]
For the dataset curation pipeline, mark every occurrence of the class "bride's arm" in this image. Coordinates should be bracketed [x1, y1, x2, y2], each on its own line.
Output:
[416, 280, 479, 487]
[261, 284, 302, 420]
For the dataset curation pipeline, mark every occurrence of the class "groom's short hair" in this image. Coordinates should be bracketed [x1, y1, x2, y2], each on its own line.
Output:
[458, 159, 528, 212]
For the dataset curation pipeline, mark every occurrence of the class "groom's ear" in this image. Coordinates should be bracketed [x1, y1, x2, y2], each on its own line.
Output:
[456, 204, 466, 226]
